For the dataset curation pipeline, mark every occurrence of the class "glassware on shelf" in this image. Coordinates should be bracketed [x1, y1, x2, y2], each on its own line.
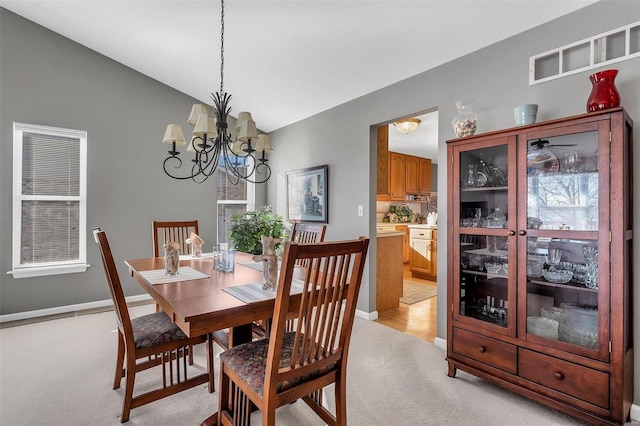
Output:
[452, 99, 478, 138]
[484, 208, 506, 228]
[582, 245, 599, 289]
[465, 164, 478, 188]
[562, 151, 579, 173]
[548, 248, 563, 270]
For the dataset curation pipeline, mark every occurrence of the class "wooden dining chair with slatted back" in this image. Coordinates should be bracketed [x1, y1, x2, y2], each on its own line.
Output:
[218, 236, 370, 426]
[252, 222, 327, 339]
[151, 220, 201, 362]
[93, 228, 214, 423]
[152, 220, 199, 258]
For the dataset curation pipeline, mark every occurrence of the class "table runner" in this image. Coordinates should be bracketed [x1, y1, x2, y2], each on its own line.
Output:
[223, 280, 304, 303]
[139, 266, 210, 285]
[179, 252, 216, 260]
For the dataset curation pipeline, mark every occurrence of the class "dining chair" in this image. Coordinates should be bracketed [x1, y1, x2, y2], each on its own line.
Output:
[290, 222, 326, 245]
[93, 228, 214, 423]
[152, 220, 199, 257]
[217, 236, 370, 426]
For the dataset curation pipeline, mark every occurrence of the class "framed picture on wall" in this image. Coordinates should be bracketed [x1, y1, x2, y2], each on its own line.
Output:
[286, 165, 328, 223]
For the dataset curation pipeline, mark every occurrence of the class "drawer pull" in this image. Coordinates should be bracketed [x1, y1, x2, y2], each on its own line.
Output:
[478, 346, 486, 353]
[553, 371, 564, 380]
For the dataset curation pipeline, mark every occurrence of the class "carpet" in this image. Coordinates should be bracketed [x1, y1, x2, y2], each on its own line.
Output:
[400, 281, 437, 304]
[0, 304, 585, 425]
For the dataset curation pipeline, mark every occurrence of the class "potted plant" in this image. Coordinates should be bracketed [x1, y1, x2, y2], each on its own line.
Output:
[228, 206, 285, 255]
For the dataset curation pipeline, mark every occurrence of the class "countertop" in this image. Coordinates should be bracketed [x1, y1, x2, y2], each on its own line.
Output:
[376, 230, 405, 238]
[377, 222, 437, 229]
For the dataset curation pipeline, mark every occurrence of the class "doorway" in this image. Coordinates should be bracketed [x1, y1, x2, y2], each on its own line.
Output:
[374, 110, 439, 343]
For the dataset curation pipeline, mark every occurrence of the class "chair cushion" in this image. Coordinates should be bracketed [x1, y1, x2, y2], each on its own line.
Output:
[131, 311, 188, 349]
[220, 332, 336, 397]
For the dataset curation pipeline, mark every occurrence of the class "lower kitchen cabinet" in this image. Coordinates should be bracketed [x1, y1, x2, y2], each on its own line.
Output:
[409, 227, 437, 280]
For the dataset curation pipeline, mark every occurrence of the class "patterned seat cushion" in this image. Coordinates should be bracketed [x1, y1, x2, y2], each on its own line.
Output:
[220, 332, 336, 397]
[131, 311, 188, 349]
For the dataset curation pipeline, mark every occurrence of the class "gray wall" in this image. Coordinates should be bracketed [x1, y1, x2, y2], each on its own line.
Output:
[0, 9, 266, 314]
[264, 0, 640, 402]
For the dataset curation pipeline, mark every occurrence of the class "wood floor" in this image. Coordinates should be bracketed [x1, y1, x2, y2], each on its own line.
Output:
[375, 264, 437, 343]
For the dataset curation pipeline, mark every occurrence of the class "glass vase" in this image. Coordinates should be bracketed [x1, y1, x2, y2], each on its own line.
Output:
[452, 99, 478, 138]
[586, 69, 620, 112]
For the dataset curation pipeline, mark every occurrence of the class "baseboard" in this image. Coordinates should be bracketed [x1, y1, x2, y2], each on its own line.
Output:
[356, 309, 378, 321]
[0, 294, 153, 324]
[433, 336, 446, 350]
[631, 403, 640, 421]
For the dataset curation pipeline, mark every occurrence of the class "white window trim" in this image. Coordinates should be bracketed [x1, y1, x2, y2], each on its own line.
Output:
[529, 21, 640, 85]
[9, 123, 89, 279]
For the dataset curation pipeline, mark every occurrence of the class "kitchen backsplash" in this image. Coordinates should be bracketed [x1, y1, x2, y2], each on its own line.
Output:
[376, 195, 438, 223]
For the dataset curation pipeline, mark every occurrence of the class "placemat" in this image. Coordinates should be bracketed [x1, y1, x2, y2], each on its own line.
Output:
[139, 266, 210, 285]
[237, 260, 282, 272]
[223, 280, 304, 304]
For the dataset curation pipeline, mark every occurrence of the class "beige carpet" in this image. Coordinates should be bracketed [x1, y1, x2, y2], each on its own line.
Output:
[0, 304, 586, 425]
[400, 281, 438, 304]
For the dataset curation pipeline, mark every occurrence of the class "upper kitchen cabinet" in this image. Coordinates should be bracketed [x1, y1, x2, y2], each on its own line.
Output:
[377, 126, 433, 201]
[406, 156, 432, 195]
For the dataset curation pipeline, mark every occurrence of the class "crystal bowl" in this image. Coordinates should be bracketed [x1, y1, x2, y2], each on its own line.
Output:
[543, 269, 573, 284]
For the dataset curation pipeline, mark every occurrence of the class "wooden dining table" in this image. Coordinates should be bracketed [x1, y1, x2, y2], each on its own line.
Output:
[125, 251, 298, 425]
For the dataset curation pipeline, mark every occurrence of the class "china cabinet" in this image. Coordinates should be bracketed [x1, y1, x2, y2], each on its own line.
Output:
[446, 108, 633, 424]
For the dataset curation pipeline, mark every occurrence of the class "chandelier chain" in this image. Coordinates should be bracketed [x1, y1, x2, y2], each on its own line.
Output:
[220, 0, 225, 93]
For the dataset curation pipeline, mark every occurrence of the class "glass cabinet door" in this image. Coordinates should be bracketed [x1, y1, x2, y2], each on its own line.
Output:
[522, 126, 608, 358]
[456, 141, 514, 332]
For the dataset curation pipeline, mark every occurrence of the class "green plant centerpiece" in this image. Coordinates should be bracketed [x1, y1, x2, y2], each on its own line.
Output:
[228, 206, 285, 255]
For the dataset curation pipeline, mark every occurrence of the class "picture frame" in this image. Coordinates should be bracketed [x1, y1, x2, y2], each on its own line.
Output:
[286, 165, 328, 224]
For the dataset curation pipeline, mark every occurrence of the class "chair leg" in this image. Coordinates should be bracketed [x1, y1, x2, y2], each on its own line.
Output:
[218, 362, 231, 424]
[121, 354, 136, 423]
[207, 334, 215, 393]
[334, 376, 347, 425]
[113, 331, 125, 389]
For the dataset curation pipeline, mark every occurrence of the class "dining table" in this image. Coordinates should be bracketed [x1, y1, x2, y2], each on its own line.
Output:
[125, 251, 301, 426]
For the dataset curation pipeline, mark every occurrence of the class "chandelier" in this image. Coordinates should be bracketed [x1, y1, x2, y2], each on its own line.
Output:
[392, 118, 421, 134]
[161, 0, 272, 184]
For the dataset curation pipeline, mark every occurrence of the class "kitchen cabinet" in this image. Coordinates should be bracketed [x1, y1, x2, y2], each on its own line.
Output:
[376, 232, 404, 312]
[389, 152, 406, 201]
[406, 155, 432, 194]
[378, 224, 410, 263]
[446, 108, 633, 424]
[409, 227, 437, 280]
[395, 225, 410, 263]
[377, 126, 432, 201]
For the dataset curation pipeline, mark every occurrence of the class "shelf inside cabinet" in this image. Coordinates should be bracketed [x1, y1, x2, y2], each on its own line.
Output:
[461, 186, 508, 192]
[528, 278, 597, 293]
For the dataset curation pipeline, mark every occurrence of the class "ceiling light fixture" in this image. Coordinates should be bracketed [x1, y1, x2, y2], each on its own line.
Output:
[393, 118, 422, 134]
[161, 0, 271, 184]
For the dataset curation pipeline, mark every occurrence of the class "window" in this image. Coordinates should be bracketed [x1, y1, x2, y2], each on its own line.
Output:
[530, 21, 640, 85]
[11, 123, 88, 278]
[217, 156, 255, 244]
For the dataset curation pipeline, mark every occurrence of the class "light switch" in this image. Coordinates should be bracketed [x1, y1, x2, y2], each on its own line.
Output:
[357, 205, 364, 216]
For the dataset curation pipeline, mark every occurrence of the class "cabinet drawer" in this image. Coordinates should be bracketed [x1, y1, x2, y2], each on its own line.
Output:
[452, 328, 517, 374]
[410, 228, 433, 240]
[519, 348, 609, 408]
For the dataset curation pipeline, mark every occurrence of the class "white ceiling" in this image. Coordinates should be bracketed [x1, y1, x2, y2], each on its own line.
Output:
[1, 0, 597, 140]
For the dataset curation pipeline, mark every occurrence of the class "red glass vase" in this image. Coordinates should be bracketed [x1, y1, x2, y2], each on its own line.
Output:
[586, 69, 620, 112]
